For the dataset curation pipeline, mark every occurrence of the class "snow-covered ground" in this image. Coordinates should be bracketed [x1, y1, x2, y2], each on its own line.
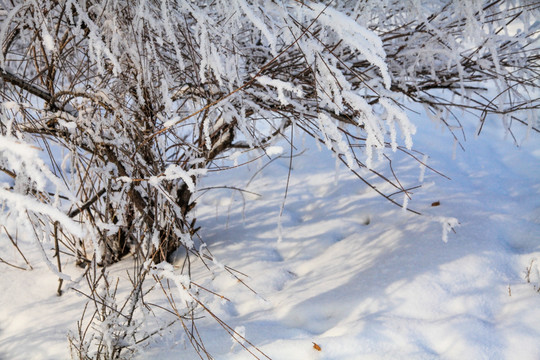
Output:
[1, 110, 539, 359]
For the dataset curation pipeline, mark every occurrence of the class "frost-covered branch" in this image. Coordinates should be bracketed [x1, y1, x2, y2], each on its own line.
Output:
[0, 0, 538, 358]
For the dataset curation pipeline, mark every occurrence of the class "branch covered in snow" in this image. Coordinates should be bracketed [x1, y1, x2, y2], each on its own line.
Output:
[0, 0, 538, 358]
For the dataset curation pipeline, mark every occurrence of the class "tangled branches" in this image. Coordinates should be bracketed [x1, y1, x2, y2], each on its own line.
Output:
[0, 0, 538, 358]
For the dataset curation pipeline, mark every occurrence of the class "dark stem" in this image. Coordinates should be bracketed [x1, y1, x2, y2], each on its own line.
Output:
[54, 221, 63, 296]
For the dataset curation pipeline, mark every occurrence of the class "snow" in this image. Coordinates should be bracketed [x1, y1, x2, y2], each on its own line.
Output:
[1, 112, 539, 359]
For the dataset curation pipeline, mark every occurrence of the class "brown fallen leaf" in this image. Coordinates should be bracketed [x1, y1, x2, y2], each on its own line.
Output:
[313, 342, 321, 351]
[431, 201, 440, 207]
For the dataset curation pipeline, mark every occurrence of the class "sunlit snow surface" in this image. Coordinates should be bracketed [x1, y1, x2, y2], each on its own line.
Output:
[1, 112, 539, 359]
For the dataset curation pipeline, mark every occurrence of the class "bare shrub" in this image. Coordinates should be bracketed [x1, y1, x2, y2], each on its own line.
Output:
[0, 1, 538, 358]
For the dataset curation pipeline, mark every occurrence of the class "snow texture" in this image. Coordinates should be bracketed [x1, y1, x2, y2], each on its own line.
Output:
[1, 107, 539, 360]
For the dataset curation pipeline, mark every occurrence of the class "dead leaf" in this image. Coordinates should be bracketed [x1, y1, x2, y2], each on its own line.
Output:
[431, 201, 440, 207]
[312, 342, 321, 351]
